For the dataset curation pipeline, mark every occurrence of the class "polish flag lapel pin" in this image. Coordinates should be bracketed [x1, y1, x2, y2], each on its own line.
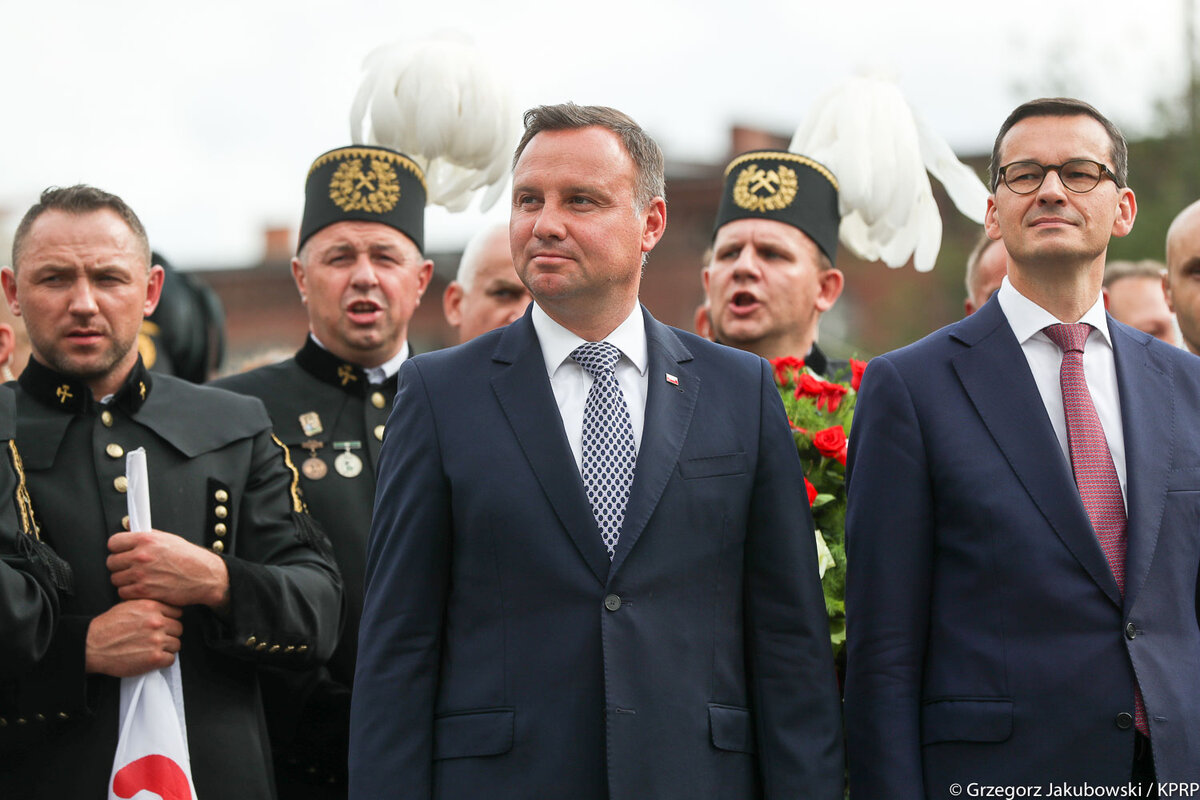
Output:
[665, 373, 679, 387]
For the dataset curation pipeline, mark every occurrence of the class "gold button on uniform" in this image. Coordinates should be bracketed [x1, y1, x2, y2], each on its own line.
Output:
[297, 645, 308, 653]
[211, 540, 225, 553]
[105, 443, 124, 459]
[214, 523, 227, 537]
[255, 642, 267, 651]
[100, 410, 114, 427]
[214, 505, 228, 519]
[285, 645, 295, 653]
[245, 636, 257, 647]
[214, 489, 229, 503]
[269, 645, 280, 654]
[121, 516, 130, 530]
[374, 424, 385, 441]
[113, 476, 128, 493]
[371, 392, 386, 409]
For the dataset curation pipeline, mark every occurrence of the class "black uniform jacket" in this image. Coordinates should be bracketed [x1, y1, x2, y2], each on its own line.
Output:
[0, 385, 60, 679]
[213, 337, 393, 787]
[0, 358, 343, 800]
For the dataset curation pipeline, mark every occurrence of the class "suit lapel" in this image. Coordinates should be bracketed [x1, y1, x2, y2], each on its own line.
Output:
[490, 315, 610, 585]
[1111, 320, 1172, 610]
[608, 310, 697, 578]
[951, 300, 1122, 607]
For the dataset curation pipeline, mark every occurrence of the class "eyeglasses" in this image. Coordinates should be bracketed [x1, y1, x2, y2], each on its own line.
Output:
[996, 159, 1119, 195]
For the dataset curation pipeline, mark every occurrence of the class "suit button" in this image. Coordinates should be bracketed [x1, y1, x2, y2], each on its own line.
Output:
[214, 489, 229, 503]
[1125, 622, 1137, 639]
[371, 392, 386, 409]
[114, 476, 128, 493]
[101, 410, 114, 427]
[1116, 712, 1134, 730]
[374, 424, 385, 441]
[105, 443, 124, 459]
[604, 594, 622, 612]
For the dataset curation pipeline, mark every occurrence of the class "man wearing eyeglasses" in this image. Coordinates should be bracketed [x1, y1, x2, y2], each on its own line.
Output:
[845, 98, 1200, 796]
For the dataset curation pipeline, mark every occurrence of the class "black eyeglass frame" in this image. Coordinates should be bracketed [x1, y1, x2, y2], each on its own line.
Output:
[995, 159, 1121, 195]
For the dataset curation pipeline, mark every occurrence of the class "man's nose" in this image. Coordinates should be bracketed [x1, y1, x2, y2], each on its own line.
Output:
[68, 281, 100, 315]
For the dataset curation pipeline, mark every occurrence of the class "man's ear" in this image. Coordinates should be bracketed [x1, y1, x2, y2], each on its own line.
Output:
[443, 282, 464, 327]
[814, 268, 844, 313]
[291, 258, 308, 303]
[0, 323, 14, 371]
[143, 264, 165, 317]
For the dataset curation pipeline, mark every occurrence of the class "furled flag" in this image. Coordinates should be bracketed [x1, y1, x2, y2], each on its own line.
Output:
[108, 448, 196, 800]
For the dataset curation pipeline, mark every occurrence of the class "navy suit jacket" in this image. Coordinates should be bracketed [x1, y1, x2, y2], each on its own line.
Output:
[845, 297, 1200, 797]
[349, 305, 843, 800]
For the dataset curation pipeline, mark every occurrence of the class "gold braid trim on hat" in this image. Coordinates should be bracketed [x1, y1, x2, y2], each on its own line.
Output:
[271, 434, 308, 514]
[308, 148, 428, 193]
[8, 441, 40, 540]
[724, 151, 839, 191]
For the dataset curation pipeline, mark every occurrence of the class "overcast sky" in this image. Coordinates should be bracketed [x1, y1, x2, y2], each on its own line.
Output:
[1, 0, 1193, 268]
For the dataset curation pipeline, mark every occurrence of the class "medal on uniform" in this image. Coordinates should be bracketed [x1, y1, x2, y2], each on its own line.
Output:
[299, 411, 324, 437]
[333, 441, 363, 478]
[300, 440, 327, 480]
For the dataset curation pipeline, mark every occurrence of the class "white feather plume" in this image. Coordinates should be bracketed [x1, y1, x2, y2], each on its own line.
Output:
[349, 34, 520, 212]
[789, 76, 988, 272]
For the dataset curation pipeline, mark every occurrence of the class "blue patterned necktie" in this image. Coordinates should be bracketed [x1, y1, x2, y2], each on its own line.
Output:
[570, 342, 637, 560]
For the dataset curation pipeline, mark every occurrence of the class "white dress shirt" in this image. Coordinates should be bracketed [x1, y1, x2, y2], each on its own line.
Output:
[531, 303, 648, 474]
[996, 276, 1127, 504]
[310, 334, 409, 384]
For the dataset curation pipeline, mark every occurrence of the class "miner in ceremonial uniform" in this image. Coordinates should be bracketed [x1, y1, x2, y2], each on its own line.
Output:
[0, 383, 66, 679]
[214, 144, 433, 796]
[0, 185, 343, 799]
[702, 151, 847, 376]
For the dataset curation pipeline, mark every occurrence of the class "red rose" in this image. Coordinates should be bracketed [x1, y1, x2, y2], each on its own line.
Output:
[850, 358, 868, 391]
[813, 425, 848, 465]
[770, 355, 806, 386]
[795, 373, 827, 398]
[804, 477, 818, 505]
[816, 382, 848, 413]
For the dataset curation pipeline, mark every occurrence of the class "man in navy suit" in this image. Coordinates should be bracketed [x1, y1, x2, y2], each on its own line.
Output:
[349, 103, 843, 800]
[845, 97, 1200, 797]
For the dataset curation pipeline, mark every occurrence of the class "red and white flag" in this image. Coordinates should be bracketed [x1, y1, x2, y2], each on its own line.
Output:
[108, 449, 196, 800]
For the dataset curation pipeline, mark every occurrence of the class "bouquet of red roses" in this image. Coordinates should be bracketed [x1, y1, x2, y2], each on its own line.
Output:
[770, 355, 865, 660]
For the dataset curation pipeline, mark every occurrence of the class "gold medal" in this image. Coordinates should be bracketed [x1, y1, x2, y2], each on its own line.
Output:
[333, 441, 363, 478]
[300, 440, 327, 480]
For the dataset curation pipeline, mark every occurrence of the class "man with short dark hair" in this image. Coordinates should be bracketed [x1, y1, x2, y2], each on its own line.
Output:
[846, 98, 1200, 795]
[442, 221, 530, 343]
[963, 231, 1009, 316]
[1165, 199, 1200, 355]
[1103, 259, 1177, 345]
[0, 185, 342, 799]
[214, 144, 432, 797]
[351, 103, 843, 799]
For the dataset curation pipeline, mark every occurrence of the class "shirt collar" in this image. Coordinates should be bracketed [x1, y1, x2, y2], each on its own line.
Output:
[299, 334, 407, 393]
[531, 303, 648, 379]
[997, 275, 1113, 349]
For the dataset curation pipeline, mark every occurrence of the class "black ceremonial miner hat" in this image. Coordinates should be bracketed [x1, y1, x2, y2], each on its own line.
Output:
[713, 150, 840, 265]
[298, 145, 427, 253]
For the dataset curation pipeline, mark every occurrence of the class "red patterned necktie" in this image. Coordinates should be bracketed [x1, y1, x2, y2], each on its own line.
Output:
[1043, 322, 1147, 736]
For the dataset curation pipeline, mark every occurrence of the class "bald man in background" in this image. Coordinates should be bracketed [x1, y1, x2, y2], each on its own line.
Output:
[1165, 199, 1200, 356]
[443, 222, 531, 343]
